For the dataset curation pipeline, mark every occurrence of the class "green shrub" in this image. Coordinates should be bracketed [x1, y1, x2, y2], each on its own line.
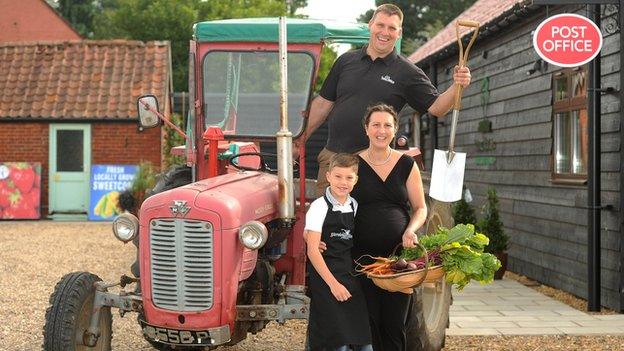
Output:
[163, 113, 186, 169]
[478, 188, 508, 253]
[453, 195, 477, 226]
[130, 161, 157, 212]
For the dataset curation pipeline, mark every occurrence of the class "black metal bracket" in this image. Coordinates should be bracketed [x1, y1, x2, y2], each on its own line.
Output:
[533, 0, 618, 4]
[581, 204, 614, 210]
[589, 87, 618, 95]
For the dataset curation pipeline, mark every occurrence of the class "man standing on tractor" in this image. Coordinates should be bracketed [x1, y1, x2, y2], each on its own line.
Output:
[295, 3, 473, 195]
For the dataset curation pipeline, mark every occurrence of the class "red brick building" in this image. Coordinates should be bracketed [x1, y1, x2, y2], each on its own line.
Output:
[0, 40, 171, 218]
[0, 0, 81, 42]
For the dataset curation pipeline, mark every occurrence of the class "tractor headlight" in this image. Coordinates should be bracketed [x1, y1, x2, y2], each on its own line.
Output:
[112, 213, 140, 242]
[238, 221, 268, 250]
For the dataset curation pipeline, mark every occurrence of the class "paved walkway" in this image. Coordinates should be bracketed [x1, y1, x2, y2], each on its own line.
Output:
[448, 277, 624, 336]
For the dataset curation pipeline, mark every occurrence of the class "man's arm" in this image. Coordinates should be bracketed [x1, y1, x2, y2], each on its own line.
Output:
[300, 95, 334, 142]
[428, 66, 471, 117]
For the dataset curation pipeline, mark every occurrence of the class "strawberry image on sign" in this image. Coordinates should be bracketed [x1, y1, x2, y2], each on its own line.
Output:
[0, 182, 16, 208]
[9, 163, 35, 194]
[4, 201, 37, 219]
[0, 162, 41, 219]
[24, 189, 41, 209]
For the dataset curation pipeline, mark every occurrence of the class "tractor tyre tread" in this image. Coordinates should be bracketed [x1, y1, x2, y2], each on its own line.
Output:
[43, 271, 112, 351]
[147, 166, 192, 198]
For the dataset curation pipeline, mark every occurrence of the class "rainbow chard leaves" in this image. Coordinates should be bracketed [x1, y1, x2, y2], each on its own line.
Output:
[399, 223, 501, 290]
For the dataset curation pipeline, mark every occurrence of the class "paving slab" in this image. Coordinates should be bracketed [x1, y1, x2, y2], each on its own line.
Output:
[447, 277, 624, 336]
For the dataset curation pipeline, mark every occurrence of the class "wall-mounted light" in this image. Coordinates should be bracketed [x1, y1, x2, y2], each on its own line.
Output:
[527, 58, 547, 76]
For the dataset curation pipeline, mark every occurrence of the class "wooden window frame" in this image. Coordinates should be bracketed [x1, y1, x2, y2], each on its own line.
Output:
[551, 66, 588, 185]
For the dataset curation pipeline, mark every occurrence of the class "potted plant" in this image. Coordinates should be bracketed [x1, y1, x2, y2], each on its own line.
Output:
[453, 189, 477, 226]
[478, 188, 509, 279]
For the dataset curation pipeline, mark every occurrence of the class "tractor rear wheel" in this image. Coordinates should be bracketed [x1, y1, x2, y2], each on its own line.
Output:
[146, 165, 192, 197]
[405, 196, 454, 351]
[43, 272, 112, 351]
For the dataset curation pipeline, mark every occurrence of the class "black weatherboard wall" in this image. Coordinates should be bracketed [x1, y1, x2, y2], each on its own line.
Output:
[419, 5, 622, 310]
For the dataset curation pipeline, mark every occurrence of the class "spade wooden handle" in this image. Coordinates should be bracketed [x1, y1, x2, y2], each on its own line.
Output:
[453, 20, 480, 110]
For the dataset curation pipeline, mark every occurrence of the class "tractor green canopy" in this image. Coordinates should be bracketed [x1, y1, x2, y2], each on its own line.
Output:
[194, 17, 371, 45]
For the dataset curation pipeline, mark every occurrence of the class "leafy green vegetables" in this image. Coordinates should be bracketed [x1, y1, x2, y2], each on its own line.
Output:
[399, 224, 501, 290]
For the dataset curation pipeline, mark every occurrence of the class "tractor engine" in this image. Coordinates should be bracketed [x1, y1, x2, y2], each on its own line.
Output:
[138, 171, 284, 344]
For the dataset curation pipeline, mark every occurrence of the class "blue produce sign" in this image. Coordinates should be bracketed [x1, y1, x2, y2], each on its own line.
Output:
[89, 165, 138, 221]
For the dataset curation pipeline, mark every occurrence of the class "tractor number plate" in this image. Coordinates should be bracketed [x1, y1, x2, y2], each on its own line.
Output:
[139, 320, 212, 346]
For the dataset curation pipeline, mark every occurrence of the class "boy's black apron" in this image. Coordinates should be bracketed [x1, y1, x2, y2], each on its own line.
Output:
[307, 195, 371, 350]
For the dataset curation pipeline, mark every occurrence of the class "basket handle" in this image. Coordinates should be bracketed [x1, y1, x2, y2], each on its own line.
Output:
[391, 243, 430, 288]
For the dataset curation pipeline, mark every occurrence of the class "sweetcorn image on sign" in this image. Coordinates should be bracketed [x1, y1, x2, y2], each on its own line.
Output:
[89, 164, 138, 221]
[533, 13, 602, 67]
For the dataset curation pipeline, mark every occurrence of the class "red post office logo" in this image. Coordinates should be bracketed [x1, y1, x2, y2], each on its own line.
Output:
[533, 13, 602, 67]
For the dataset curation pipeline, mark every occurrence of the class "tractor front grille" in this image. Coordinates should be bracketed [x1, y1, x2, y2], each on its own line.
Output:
[149, 219, 214, 311]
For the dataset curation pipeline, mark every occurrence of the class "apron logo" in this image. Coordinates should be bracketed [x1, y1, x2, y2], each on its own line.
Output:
[381, 75, 395, 84]
[330, 229, 352, 240]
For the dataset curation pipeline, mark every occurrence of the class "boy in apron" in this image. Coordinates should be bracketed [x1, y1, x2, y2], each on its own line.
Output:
[304, 153, 372, 351]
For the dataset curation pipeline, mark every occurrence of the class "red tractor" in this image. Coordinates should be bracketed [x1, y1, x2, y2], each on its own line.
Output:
[43, 17, 453, 351]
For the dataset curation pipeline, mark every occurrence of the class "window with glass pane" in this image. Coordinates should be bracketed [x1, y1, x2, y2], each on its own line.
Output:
[554, 112, 570, 173]
[554, 76, 568, 101]
[552, 68, 587, 181]
[203, 51, 314, 137]
[572, 70, 586, 97]
[57, 130, 84, 172]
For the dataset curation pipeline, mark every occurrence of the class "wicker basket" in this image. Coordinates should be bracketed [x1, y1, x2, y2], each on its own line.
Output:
[368, 265, 445, 294]
[365, 244, 446, 294]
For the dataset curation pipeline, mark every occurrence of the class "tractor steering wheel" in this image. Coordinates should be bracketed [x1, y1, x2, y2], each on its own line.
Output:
[228, 152, 299, 175]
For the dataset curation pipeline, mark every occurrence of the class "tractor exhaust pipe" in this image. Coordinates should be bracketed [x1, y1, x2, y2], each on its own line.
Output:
[277, 16, 295, 222]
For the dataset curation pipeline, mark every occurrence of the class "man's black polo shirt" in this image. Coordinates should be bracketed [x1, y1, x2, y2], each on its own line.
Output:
[319, 45, 439, 153]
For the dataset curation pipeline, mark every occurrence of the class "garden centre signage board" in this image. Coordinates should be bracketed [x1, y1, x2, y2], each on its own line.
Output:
[89, 164, 138, 221]
[533, 13, 602, 67]
[0, 162, 41, 219]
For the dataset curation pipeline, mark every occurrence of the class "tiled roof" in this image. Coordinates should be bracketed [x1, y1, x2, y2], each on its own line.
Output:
[408, 0, 530, 64]
[0, 40, 171, 120]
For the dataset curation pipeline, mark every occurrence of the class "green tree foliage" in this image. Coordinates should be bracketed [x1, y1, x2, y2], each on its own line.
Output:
[315, 45, 338, 93]
[93, 0, 199, 91]
[477, 188, 509, 253]
[359, 0, 478, 55]
[92, 0, 307, 91]
[197, 0, 287, 20]
[47, 0, 114, 38]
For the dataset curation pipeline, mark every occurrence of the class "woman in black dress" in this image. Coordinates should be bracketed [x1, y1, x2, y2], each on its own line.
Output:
[351, 103, 427, 351]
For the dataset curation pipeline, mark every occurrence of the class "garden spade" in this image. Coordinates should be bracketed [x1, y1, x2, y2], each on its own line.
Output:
[430, 20, 480, 202]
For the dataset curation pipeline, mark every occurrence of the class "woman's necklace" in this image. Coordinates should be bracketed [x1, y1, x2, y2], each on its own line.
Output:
[367, 148, 392, 166]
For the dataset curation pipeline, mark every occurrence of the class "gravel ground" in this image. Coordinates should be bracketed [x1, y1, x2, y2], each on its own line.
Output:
[1, 222, 623, 351]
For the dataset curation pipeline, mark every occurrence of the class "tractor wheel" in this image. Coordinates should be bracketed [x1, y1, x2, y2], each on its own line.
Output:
[146, 165, 192, 198]
[43, 272, 112, 351]
[406, 282, 452, 351]
[405, 196, 454, 351]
